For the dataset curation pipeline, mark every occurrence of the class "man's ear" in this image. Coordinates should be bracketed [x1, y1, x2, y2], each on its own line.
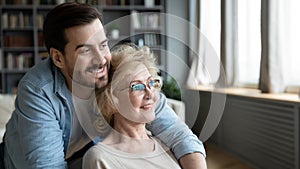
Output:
[50, 48, 65, 68]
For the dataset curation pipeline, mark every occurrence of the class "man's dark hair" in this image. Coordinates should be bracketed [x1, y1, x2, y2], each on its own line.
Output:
[43, 2, 103, 54]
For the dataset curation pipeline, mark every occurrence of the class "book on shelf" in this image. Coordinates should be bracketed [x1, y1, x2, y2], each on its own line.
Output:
[144, 34, 160, 46]
[38, 32, 44, 47]
[39, 52, 49, 60]
[7, 53, 13, 69]
[1, 12, 33, 29]
[5, 52, 33, 70]
[144, 0, 155, 7]
[0, 48, 2, 70]
[3, 34, 33, 47]
[131, 11, 160, 29]
[2, 13, 8, 29]
[131, 10, 141, 29]
[142, 13, 159, 29]
[2, 0, 32, 5]
[36, 14, 44, 29]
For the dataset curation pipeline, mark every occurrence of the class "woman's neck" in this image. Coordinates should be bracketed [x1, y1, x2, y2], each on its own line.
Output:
[112, 113, 149, 140]
[101, 113, 155, 153]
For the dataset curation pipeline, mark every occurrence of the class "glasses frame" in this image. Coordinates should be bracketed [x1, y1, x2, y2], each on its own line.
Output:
[130, 78, 161, 92]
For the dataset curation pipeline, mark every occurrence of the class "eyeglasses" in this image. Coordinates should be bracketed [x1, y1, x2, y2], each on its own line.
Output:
[130, 79, 161, 92]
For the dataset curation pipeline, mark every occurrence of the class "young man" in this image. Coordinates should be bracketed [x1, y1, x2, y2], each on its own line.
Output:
[1, 2, 206, 169]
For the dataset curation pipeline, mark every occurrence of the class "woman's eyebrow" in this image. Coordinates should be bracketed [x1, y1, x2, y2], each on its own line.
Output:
[130, 76, 152, 84]
[147, 76, 153, 80]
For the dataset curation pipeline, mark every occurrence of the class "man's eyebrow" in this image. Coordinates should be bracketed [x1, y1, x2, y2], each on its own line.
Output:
[75, 44, 92, 50]
[75, 39, 108, 50]
[101, 39, 108, 44]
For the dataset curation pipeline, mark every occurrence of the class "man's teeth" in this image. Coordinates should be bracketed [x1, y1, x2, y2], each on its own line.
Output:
[95, 67, 104, 73]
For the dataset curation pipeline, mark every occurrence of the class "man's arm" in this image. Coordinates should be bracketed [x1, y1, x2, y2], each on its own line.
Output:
[146, 93, 207, 168]
[179, 153, 207, 169]
[5, 82, 66, 168]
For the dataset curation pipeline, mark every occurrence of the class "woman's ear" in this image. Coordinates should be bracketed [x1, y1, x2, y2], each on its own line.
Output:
[50, 48, 65, 68]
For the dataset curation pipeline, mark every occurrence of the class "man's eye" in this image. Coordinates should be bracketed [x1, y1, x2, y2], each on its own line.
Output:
[100, 43, 108, 50]
[80, 48, 91, 54]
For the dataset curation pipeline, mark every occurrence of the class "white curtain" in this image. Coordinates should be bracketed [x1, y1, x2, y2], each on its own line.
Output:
[188, 0, 300, 93]
[259, 0, 285, 93]
[187, 0, 221, 88]
[280, 0, 300, 91]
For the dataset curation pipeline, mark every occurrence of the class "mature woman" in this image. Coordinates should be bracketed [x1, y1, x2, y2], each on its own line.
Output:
[82, 43, 181, 169]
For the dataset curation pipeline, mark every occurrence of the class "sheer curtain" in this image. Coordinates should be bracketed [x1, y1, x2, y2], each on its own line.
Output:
[237, 0, 261, 86]
[188, 0, 300, 93]
[219, 0, 238, 86]
[280, 0, 300, 92]
[259, 0, 285, 93]
[187, 0, 221, 87]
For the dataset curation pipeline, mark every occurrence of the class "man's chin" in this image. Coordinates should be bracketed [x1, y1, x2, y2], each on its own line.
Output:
[95, 78, 108, 89]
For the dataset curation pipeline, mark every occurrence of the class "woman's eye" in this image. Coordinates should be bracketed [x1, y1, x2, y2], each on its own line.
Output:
[131, 84, 145, 91]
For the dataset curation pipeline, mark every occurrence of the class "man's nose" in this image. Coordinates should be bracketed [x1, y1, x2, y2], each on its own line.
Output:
[93, 50, 108, 64]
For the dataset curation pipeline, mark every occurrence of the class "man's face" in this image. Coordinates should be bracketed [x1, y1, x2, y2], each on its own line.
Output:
[62, 19, 111, 90]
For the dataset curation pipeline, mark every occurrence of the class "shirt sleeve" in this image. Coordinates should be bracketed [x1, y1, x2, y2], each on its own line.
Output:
[5, 81, 67, 169]
[146, 93, 206, 159]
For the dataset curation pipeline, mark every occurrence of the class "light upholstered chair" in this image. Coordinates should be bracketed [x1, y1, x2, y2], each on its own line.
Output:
[0, 94, 16, 141]
[166, 98, 185, 122]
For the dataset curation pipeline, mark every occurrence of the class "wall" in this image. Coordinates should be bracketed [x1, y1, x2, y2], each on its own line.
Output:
[195, 90, 300, 169]
[166, 0, 202, 128]
[165, 0, 189, 85]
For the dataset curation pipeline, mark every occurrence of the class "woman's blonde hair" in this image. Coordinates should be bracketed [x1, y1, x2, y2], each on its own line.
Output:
[95, 43, 160, 128]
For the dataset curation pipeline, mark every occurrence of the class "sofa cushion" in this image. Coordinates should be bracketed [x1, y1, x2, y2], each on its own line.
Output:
[0, 94, 16, 141]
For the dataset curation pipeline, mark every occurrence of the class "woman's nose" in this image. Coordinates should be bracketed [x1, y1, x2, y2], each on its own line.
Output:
[144, 87, 152, 99]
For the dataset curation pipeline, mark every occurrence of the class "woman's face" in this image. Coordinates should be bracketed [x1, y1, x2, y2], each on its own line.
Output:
[113, 64, 159, 124]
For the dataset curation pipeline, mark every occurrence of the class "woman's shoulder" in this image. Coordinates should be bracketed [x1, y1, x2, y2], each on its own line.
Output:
[83, 143, 112, 161]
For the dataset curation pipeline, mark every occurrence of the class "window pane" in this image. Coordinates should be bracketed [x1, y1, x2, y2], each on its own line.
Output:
[237, 0, 261, 85]
[281, 0, 300, 87]
[200, 0, 221, 83]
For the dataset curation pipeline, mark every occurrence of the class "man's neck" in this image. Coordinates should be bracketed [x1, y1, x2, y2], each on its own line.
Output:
[69, 81, 94, 100]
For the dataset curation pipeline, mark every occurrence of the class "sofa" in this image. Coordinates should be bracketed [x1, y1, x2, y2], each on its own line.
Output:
[0, 94, 185, 141]
[0, 94, 16, 141]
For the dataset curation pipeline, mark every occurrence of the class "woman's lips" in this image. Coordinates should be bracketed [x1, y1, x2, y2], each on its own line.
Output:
[141, 103, 154, 110]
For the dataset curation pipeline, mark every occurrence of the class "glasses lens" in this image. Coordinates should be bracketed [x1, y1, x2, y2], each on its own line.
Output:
[148, 80, 155, 88]
[152, 79, 161, 88]
[131, 83, 146, 91]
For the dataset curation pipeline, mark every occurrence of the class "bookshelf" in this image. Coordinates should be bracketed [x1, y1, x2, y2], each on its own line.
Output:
[0, 0, 166, 93]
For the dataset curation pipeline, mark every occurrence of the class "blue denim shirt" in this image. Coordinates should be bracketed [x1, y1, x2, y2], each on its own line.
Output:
[4, 58, 206, 169]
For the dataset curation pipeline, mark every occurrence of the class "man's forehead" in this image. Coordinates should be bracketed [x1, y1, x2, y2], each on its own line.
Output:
[65, 19, 106, 44]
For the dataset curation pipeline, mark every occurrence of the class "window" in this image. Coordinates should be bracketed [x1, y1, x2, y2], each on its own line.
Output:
[200, 0, 221, 83]
[237, 0, 261, 86]
[237, 0, 300, 92]
[190, 0, 300, 93]
[281, 0, 300, 91]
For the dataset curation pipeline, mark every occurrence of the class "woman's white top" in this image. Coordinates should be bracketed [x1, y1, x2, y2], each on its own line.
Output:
[82, 137, 181, 169]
